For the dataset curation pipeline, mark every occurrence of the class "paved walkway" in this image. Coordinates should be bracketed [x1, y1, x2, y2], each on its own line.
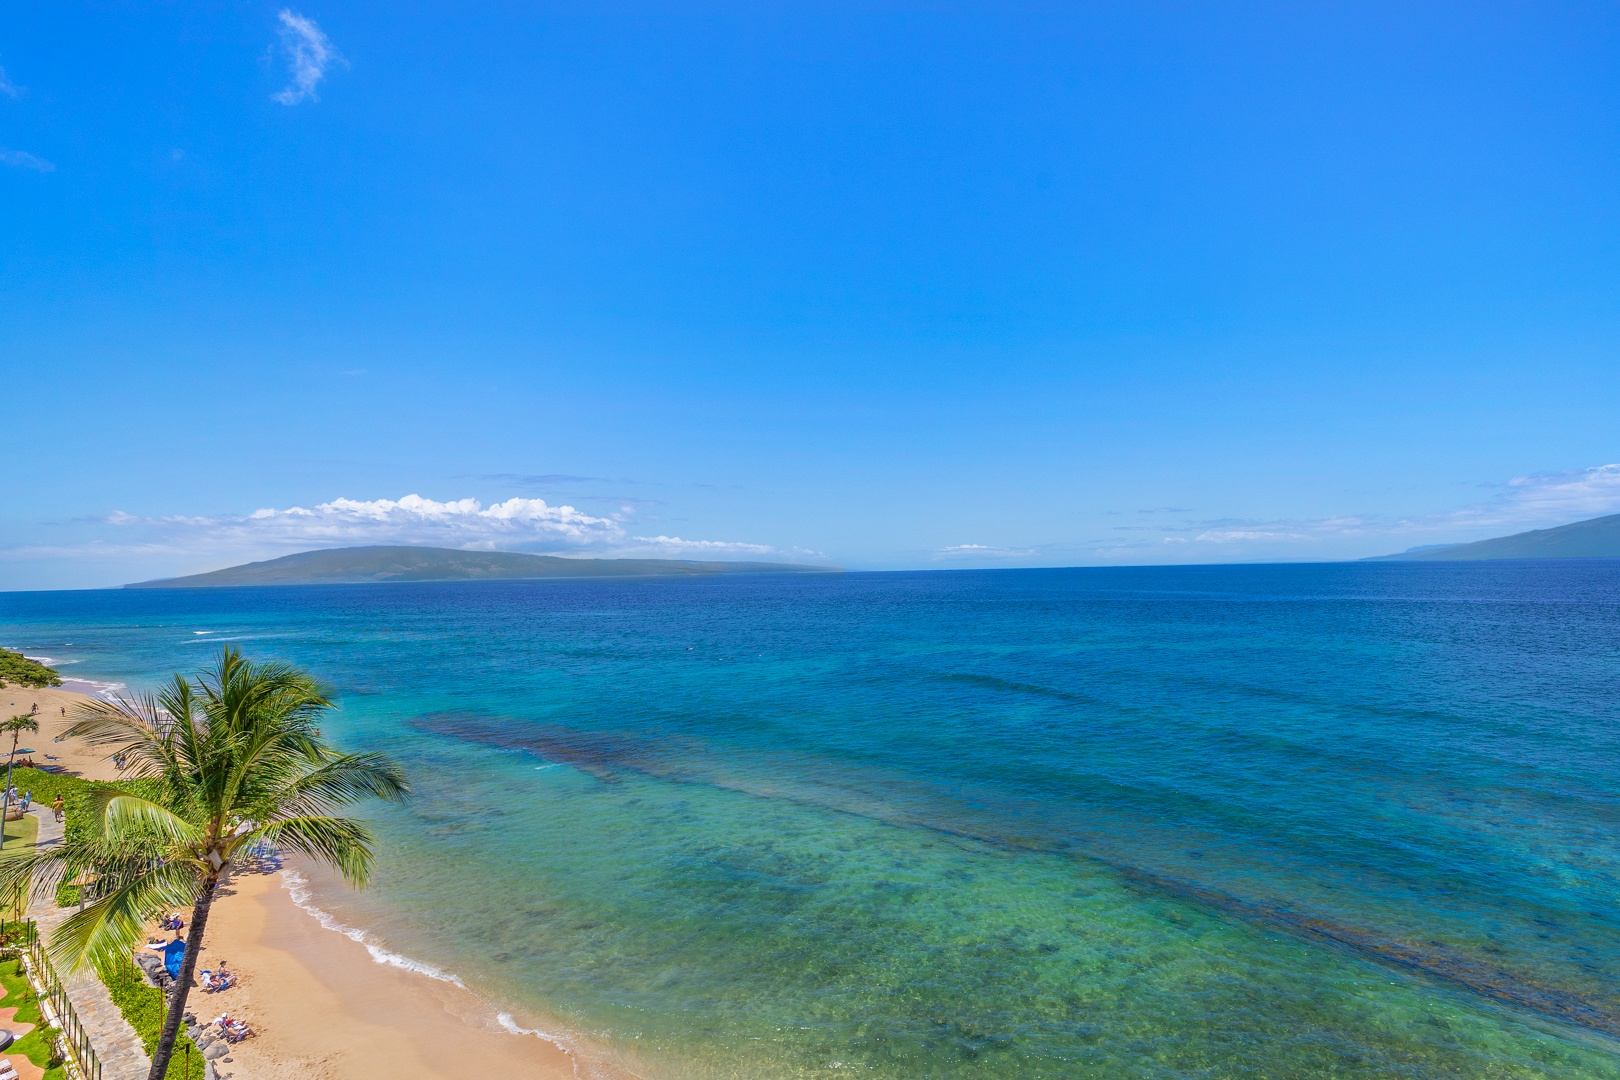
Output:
[25, 807, 153, 1080]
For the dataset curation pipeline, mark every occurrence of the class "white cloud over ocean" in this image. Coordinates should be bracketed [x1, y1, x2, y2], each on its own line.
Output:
[1082, 462, 1620, 560]
[934, 462, 1620, 566]
[933, 544, 1038, 560]
[273, 10, 340, 105]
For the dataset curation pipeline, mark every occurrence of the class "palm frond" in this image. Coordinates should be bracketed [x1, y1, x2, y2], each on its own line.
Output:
[0, 829, 177, 909]
[49, 861, 199, 972]
[256, 815, 377, 885]
[64, 683, 185, 781]
[0, 844, 75, 906]
[270, 752, 411, 819]
[97, 792, 203, 846]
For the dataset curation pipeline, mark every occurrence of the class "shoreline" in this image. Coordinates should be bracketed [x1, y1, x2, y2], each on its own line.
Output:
[204, 864, 582, 1080]
[11, 685, 596, 1080]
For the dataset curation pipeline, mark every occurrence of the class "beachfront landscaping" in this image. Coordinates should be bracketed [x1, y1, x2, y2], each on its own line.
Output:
[0, 769, 203, 1078]
[0, 945, 67, 1080]
[96, 956, 204, 1080]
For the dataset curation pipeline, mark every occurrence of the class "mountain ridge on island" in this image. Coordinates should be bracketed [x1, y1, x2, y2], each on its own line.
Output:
[125, 545, 835, 589]
[1365, 512, 1620, 562]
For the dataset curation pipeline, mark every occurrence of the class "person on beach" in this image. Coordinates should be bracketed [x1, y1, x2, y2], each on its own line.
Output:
[50, 794, 63, 822]
[18, 792, 29, 814]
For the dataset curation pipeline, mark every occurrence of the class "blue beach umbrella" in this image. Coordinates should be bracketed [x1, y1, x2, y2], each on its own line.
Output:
[162, 939, 185, 979]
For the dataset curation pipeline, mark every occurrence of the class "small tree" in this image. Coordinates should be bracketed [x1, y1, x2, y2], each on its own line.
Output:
[0, 714, 39, 840]
[0, 647, 409, 1080]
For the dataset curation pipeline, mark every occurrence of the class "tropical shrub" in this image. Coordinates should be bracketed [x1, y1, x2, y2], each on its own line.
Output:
[0, 649, 60, 689]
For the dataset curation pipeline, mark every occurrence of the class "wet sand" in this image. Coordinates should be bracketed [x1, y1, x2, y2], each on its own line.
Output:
[201, 869, 579, 1080]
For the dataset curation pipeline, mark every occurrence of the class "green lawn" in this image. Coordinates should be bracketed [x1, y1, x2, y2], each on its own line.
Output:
[0, 958, 67, 1080]
[1, 812, 37, 852]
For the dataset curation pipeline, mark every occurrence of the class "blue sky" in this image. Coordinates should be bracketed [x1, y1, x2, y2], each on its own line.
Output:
[3, 2, 1620, 589]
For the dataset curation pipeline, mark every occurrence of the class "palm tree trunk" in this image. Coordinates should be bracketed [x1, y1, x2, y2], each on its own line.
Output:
[148, 875, 219, 1080]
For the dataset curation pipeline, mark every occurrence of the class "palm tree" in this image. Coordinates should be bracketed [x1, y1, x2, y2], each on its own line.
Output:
[0, 713, 39, 842]
[0, 648, 409, 1080]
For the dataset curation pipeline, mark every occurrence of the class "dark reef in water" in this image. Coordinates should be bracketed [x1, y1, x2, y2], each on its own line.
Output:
[416, 710, 1620, 1040]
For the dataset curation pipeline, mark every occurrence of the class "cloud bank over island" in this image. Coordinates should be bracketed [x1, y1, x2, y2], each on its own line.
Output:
[93, 494, 802, 563]
[3, 464, 1617, 588]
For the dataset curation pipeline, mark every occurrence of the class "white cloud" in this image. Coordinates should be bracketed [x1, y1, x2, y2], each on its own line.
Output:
[934, 544, 1038, 559]
[1483, 463, 1620, 522]
[1192, 529, 1312, 543]
[932, 463, 1620, 566]
[0, 149, 53, 172]
[64, 493, 801, 566]
[0, 67, 21, 99]
[1163, 464, 1620, 552]
[273, 10, 340, 105]
[127, 493, 624, 549]
[628, 535, 778, 556]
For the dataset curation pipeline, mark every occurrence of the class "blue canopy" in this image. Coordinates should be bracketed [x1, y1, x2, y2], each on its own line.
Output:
[162, 939, 185, 979]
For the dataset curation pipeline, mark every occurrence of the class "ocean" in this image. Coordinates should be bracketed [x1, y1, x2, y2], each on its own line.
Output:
[3, 561, 1619, 1078]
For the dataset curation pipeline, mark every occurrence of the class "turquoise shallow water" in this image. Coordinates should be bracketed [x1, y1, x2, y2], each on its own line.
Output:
[4, 562, 1620, 1077]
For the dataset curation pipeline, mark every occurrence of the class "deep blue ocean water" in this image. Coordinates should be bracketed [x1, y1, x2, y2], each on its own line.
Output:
[3, 561, 1620, 1078]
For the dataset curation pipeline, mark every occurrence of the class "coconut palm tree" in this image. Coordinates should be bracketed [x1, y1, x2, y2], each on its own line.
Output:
[0, 713, 39, 841]
[0, 647, 409, 1080]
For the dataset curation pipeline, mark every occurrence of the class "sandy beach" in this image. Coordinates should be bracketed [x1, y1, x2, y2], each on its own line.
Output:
[8, 685, 588, 1080]
[1, 685, 123, 784]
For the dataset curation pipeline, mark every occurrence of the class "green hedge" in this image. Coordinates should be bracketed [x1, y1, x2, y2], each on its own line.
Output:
[96, 954, 205, 1080]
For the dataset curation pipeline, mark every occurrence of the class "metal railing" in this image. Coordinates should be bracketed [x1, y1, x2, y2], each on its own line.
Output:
[0, 918, 102, 1080]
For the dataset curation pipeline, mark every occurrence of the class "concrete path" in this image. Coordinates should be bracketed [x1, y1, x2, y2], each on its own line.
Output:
[25, 807, 154, 1080]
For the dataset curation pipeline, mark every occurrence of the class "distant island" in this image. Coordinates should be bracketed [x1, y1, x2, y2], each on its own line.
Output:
[126, 545, 836, 588]
[1366, 512, 1620, 562]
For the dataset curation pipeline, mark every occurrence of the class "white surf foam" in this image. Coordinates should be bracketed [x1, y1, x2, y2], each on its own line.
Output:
[497, 1013, 582, 1075]
[280, 868, 583, 1070]
[59, 678, 126, 701]
[280, 868, 467, 986]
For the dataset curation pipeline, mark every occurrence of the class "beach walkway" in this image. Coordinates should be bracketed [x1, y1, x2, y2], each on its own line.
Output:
[25, 807, 153, 1080]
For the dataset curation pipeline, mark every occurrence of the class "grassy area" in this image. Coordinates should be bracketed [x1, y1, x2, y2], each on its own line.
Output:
[1, 813, 36, 853]
[0, 957, 68, 1080]
[2, 813, 37, 853]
